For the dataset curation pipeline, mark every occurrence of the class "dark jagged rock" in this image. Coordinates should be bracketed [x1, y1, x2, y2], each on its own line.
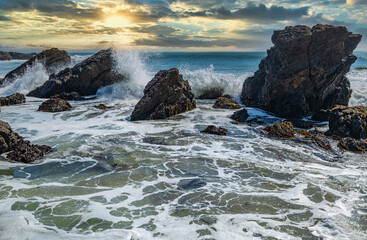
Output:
[213, 97, 241, 109]
[197, 87, 224, 99]
[0, 120, 51, 163]
[38, 98, 72, 112]
[0, 93, 26, 106]
[130, 68, 196, 120]
[263, 121, 294, 138]
[326, 105, 367, 139]
[230, 109, 249, 123]
[338, 137, 367, 153]
[1, 48, 70, 86]
[94, 104, 111, 110]
[50, 92, 84, 101]
[0, 51, 35, 61]
[28, 49, 125, 98]
[312, 109, 331, 121]
[242, 24, 362, 119]
[201, 125, 228, 136]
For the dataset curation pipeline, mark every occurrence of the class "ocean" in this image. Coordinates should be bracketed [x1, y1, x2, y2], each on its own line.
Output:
[0, 50, 366, 239]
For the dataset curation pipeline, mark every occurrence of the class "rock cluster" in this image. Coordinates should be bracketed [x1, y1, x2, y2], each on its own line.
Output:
[28, 49, 125, 98]
[130, 68, 196, 120]
[38, 98, 72, 112]
[0, 93, 26, 106]
[242, 24, 362, 118]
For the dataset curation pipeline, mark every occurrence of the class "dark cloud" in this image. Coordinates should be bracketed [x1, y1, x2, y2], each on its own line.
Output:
[0, 0, 103, 20]
[0, 15, 12, 21]
[129, 25, 178, 35]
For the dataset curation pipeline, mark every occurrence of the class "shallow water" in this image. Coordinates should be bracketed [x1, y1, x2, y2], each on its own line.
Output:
[0, 51, 366, 239]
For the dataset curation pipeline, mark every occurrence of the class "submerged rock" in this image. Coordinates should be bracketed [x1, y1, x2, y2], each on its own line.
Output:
[263, 121, 294, 138]
[197, 87, 224, 99]
[50, 92, 84, 101]
[326, 105, 367, 139]
[0, 120, 51, 163]
[94, 104, 111, 110]
[0, 48, 70, 86]
[242, 24, 361, 119]
[0, 93, 26, 106]
[201, 125, 228, 136]
[213, 97, 241, 109]
[38, 98, 72, 112]
[230, 108, 249, 123]
[28, 49, 125, 98]
[130, 68, 196, 120]
[338, 138, 367, 153]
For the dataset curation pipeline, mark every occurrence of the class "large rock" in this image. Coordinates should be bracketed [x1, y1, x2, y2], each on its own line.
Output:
[230, 109, 249, 123]
[0, 93, 26, 106]
[197, 87, 224, 99]
[213, 97, 241, 109]
[50, 92, 84, 101]
[263, 121, 295, 138]
[326, 105, 367, 139]
[38, 98, 72, 112]
[241, 24, 362, 119]
[201, 125, 228, 136]
[0, 120, 51, 163]
[28, 49, 125, 98]
[0, 48, 70, 86]
[130, 68, 196, 120]
[0, 51, 35, 61]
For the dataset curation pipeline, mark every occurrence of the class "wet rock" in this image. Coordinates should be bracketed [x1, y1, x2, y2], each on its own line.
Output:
[213, 97, 241, 109]
[230, 108, 249, 123]
[1, 48, 70, 86]
[326, 105, 367, 139]
[0, 51, 35, 61]
[28, 49, 125, 98]
[311, 109, 331, 121]
[94, 104, 111, 110]
[263, 121, 294, 138]
[201, 125, 228, 136]
[242, 24, 361, 119]
[0, 120, 51, 163]
[222, 94, 232, 99]
[289, 119, 321, 129]
[50, 92, 84, 101]
[38, 98, 72, 112]
[130, 68, 196, 120]
[337, 137, 367, 153]
[0, 93, 26, 106]
[197, 87, 224, 99]
[296, 129, 331, 150]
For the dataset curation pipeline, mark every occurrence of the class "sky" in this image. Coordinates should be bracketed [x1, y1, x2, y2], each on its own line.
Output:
[0, 0, 366, 52]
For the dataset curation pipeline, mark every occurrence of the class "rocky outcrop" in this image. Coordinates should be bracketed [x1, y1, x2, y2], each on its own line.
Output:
[130, 68, 196, 120]
[28, 49, 125, 98]
[0, 48, 70, 86]
[326, 105, 367, 139]
[213, 97, 241, 109]
[0, 93, 26, 106]
[242, 24, 362, 119]
[0, 51, 35, 61]
[50, 92, 84, 101]
[0, 120, 51, 163]
[201, 125, 228, 136]
[230, 109, 249, 123]
[38, 98, 72, 112]
[197, 87, 224, 99]
[264, 121, 295, 138]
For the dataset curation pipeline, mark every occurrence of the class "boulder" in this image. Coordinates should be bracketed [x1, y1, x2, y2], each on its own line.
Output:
[0, 48, 70, 86]
[50, 92, 84, 101]
[38, 98, 72, 112]
[241, 24, 361, 119]
[326, 105, 367, 139]
[311, 109, 331, 121]
[0, 93, 26, 106]
[201, 125, 228, 136]
[197, 87, 224, 99]
[338, 138, 367, 153]
[0, 51, 35, 61]
[28, 49, 125, 98]
[130, 68, 196, 120]
[213, 97, 241, 109]
[230, 109, 249, 123]
[263, 121, 294, 138]
[0, 120, 51, 163]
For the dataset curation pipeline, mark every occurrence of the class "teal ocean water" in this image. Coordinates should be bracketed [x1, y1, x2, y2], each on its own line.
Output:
[0, 50, 366, 239]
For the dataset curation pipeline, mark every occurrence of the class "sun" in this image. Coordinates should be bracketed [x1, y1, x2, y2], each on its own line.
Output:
[102, 15, 130, 28]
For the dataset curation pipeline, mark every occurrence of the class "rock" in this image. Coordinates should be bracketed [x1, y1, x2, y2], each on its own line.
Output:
[38, 98, 72, 112]
[0, 93, 26, 106]
[197, 87, 224, 99]
[241, 24, 361, 119]
[213, 97, 241, 109]
[311, 109, 331, 121]
[50, 92, 84, 101]
[201, 125, 228, 136]
[28, 49, 125, 98]
[94, 104, 111, 110]
[263, 121, 294, 138]
[130, 68, 196, 120]
[0, 48, 70, 86]
[0, 51, 35, 61]
[230, 109, 249, 122]
[0, 120, 51, 163]
[337, 137, 367, 153]
[326, 105, 367, 139]
[222, 94, 232, 99]
[296, 129, 331, 150]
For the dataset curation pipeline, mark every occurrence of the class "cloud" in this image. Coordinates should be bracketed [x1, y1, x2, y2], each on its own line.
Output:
[0, 15, 12, 21]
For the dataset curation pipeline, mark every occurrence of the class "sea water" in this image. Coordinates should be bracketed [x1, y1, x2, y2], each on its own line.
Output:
[0, 50, 366, 239]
